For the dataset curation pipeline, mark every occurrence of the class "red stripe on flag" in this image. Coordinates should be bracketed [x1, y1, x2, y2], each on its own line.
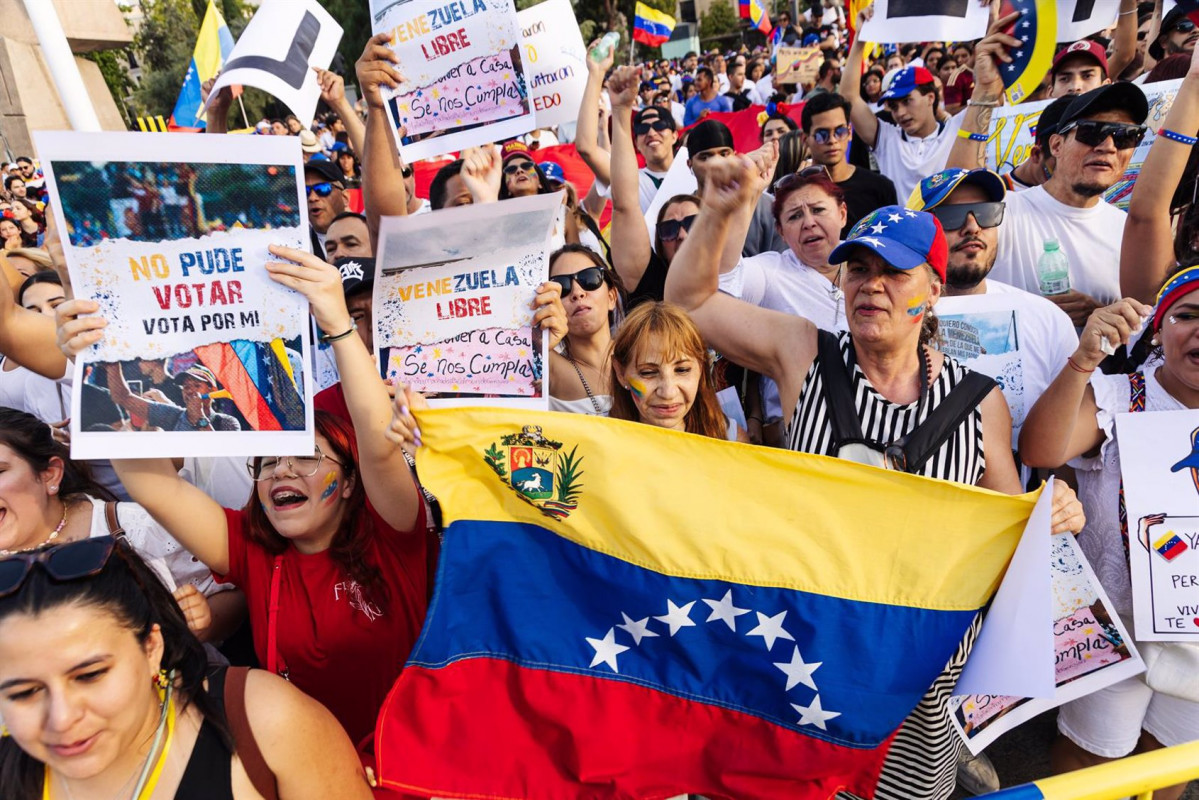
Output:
[193, 342, 281, 431]
[376, 658, 890, 800]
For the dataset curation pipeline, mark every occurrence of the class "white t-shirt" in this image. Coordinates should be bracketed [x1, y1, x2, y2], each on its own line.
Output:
[933, 280, 1078, 448]
[871, 111, 965, 203]
[0, 358, 68, 424]
[990, 185, 1126, 305]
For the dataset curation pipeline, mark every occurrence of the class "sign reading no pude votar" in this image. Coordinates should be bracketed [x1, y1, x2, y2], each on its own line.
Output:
[516, 0, 588, 130]
[372, 193, 559, 409]
[370, 0, 535, 162]
[1118, 409, 1199, 642]
[36, 132, 315, 460]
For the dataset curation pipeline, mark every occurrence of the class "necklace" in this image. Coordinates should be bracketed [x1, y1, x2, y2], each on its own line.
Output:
[1, 503, 69, 556]
[564, 344, 603, 415]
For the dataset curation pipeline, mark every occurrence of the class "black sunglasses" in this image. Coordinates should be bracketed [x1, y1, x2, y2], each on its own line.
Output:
[503, 161, 537, 176]
[811, 125, 850, 145]
[1059, 119, 1147, 150]
[550, 266, 607, 295]
[929, 201, 1005, 231]
[0, 537, 117, 599]
[658, 214, 698, 242]
[634, 118, 674, 136]
[306, 181, 338, 197]
[401, 165, 414, 179]
[1172, 18, 1197, 34]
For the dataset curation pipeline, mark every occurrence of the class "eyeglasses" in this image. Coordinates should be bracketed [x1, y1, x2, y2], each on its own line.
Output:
[0, 537, 117, 599]
[549, 266, 607, 295]
[306, 182, 339, 197]
[929, 201, 1005, 231]
[658, 214, 698, 242]
[1058, 119, 1147, 150]
[1172, 18, 1197, 34]
[503, 161, 537, 176]
[811, 125, 850, 145]
[634, 118, 674, 136]
[247, 445, 345, 481]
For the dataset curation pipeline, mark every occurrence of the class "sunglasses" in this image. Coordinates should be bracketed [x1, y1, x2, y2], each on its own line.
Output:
[306, 182, 338, 197]
[1059, 119, 1147, 150]
[811, 125, 850, 145]
[0, 537, 117, 599]
[549, 266, 607, 295]
[658, 214, 698, 242]
[774, 164, 833, 192]
[929, 201, 1005, 231]
[634, 118, 674, 136]
[1172, 18, 1197, 34]
[503, 161, 537, 176]
[247, 444, 344, 481]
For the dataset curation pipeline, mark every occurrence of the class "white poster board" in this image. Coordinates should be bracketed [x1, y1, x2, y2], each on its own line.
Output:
[1056, 0, 1119, 42]
[950, 533, 1145, 754]
[642, 146, 697, 246]
[37, 132, 315, 459]
[372, 193, 559, 408]
[370, 0, 536, 162]
[203, 0, 343, 126]
[858, 0, 989, 44]
[1117, 409, 1199, 642]
[517, 0, 588, 130]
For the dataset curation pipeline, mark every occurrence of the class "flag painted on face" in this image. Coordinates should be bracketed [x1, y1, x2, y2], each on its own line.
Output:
[633, 2, 677, 47]
[374, 409, 1039, 800]
[169, 0, 236, 130]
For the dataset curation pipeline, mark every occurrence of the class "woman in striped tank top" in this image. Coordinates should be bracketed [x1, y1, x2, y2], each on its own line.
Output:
[665, 155, 1084, 800]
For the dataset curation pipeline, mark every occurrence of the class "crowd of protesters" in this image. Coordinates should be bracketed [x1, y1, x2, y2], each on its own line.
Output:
[0, 0, 1197, 798]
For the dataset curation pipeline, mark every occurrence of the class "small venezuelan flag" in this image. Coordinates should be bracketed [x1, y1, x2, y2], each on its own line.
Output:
[747, 0, 772, 34]
[375, 409, 1040, 800]
[633, 1, 676, 47]
[1153, 531, 1189, 562]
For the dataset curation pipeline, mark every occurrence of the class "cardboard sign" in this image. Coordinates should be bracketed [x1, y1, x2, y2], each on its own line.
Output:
[774, 46, 822, 86]
[517, 0, 588, 129]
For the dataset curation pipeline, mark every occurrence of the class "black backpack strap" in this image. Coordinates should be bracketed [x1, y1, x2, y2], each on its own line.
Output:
[816, 330, 865, 448]
[903, 371, 997, 474]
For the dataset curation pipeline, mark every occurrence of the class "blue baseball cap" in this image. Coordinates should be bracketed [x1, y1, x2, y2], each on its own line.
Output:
[829, 205, 948, 281]
[907, 168, 1006, 212]
[880, 66, 936, 102]
[1171, 426, 1199, 472]
[539, 160, 565, 184]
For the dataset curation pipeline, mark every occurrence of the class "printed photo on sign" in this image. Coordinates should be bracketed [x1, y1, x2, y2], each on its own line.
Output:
[372, 192, 559, 409]
[949, 533, 1144, 754]
[371, 0, 535, 161]
[37, 132, 315, 460]
[1117, 409, 1199, 641]
[936, 308, 1025, 434]
[517, 0, 588, 130]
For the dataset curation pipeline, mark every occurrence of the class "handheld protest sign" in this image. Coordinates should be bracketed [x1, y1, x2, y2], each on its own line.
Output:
[997, 0, 1057, 105]
[517, 0, 588, 130]
[372, 192, 559, 409]
[370, 0, 537, 162]
[774, 47, 822, 86]
[36, 132, 316, 459]
[202, 0, 343, 126]
[858, 0, 990, 44]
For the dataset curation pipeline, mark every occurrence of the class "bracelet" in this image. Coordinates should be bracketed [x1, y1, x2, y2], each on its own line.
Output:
[957, 129, 989, 141]
[1118, 8, 1136, 15]
[967, 98, 1001, 107]
[1158, 128, 1198, 146]
[1066, 356, 1095, 374]
[320, 324, 357, 343]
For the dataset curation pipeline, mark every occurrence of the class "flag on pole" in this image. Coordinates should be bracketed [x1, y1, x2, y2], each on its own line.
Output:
[633, 2, 676, 47]
[169, 0, 236, 131]
[374, 409, 1040, 800]
[747, 0, 772, 35]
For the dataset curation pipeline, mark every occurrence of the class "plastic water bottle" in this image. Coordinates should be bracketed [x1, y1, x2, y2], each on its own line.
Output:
[1036, 239, 1071, 296]
[591, 31, 621, 61]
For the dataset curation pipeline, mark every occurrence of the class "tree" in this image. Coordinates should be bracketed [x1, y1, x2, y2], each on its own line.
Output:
[319, 0, 372, 83]
[699, 0, 741, 49]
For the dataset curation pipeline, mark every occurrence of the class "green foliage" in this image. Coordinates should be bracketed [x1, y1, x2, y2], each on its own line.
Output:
[84, 50, 135, 128]
[484, 444, 508, 478]
[319, 0, 372, 87]
[699, 0, 741, 49]
[555, 446, 584, 504]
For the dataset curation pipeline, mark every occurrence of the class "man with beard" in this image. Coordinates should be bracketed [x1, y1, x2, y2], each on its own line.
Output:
[987, 83, 1148, 326]
[909, 168, 1077, 456]
[1150, 4, 1199, 62]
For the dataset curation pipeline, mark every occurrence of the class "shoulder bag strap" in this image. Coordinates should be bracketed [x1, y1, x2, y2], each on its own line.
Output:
[816, 330, 866, 448]
[902, 372, 997, 474]
[104, 501, 127, 540]
[223, 667, 280, 800]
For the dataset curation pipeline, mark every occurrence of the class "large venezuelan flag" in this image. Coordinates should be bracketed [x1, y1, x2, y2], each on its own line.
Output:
[169, 0, 236, 131]
[633, 2, 676, 47]
[375, 409, 1040, 799]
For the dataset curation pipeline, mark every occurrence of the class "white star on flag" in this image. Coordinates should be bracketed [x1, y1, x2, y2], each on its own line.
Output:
[1021, 20, 1029, 28]
[903, 209, 917, 218]
[746, 610, 795, 650]
[1016, 51, 1024, 58]
[792, 695, 841, 730]
[1007, 65, 1017, 72]
[586, 627, 630, 672]
[869, 222, 887, 234]
[774, 646, 822, 691]
[887, 213, 902, 223]
[703, 590, 750, 631]
[655, 599, 697, 636]
[857, 236, 884, 247]
[617, 612, 659, 645]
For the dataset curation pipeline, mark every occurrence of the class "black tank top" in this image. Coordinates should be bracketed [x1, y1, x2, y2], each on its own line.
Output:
[175, 667, 235, 800]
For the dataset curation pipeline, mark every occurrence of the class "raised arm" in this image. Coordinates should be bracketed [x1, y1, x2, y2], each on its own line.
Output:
[574, 39, 614, 188]
[0, 273, 66, 379]
[1107, 0, 1140, 79]
[201, 76, 231, 135]
[839, 5, 880, 148]
[315, 67, 366, 158]
[607, 66, 654, 289]
[357, 33, 409, 246]
[103, 362, 151, 421]
[944, 11, 1021, 170]
[1121, 45, 1199, 303]
[265, 246, 421, 532]
[1020, 299, 1151, 467]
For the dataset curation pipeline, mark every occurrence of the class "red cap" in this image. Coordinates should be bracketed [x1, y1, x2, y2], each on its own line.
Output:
[1051, 40, 1109, 77]
[500, 141, 532, 162]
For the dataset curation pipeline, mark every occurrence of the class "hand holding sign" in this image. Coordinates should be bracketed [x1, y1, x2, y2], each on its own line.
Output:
[973, 10, 1023, 90]
[356, 32, 404, 111]
[530, 281, 568, 350]
[264, 245, 353, 338]
[55, 298, 106, 359]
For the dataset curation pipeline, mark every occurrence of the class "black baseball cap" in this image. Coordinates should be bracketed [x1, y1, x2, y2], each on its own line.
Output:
[1057, 82, 1148, 130]
[334, 256, 375, 297]
[634, 106, 677, 130]
[1151, 6, 1199, 59]
[304, 159, 343, 185]
[1034, 96, 1072, 148]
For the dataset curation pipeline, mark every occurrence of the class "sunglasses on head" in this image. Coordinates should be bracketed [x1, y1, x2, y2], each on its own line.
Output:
[1059, 119, 1147, 150]
[635, 118, 674, 136]
[774, 164, 832, 192]
[503, 161, 537, 176]
[306, 182, 337, 197]
[550, 266, 607, 295]
[658, 214, 698, 242]
[929, 200, 1005, 231]
[811, 125, 850, 145]
[0, 537, 118, 599]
